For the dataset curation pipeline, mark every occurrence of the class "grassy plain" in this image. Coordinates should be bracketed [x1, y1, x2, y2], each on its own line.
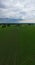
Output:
[0, 25, 35, 65]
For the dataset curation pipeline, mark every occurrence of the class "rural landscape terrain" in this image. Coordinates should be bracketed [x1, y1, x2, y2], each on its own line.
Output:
[0, 24, 35, 65]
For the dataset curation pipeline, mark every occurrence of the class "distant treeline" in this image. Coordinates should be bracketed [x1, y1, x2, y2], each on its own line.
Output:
[0, 23, 35, 28]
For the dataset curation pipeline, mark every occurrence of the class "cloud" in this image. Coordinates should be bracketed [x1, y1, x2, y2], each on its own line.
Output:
[0, 0, 35, 20]
[20, 18, 35, 23]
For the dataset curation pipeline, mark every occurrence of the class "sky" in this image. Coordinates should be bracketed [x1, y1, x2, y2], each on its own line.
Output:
[0, 0, 35, 20]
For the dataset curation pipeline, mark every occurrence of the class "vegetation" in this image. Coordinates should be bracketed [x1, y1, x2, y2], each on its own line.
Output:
[0, 24, 35, 65]
[2, 24, 6, 28]
[7, 24, 11, 27]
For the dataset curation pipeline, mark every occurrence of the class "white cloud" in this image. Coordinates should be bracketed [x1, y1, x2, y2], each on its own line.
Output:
[0, 0, 35, 20]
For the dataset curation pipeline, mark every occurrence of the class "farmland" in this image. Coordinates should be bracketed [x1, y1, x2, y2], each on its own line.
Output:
[0, 25, 35, 65]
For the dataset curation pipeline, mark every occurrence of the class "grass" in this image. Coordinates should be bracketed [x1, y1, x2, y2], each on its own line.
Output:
[0, 25, 35, 65]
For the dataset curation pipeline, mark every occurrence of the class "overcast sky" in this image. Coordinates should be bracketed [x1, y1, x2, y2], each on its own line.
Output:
[0, 0, 35, 20]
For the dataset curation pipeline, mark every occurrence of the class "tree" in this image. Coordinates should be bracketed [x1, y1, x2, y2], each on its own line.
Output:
[7, 24, 11, 27]
[2, 24, 6, 28]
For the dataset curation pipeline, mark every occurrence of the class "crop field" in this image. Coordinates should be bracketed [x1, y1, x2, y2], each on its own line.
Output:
[0, 25, 35, 65]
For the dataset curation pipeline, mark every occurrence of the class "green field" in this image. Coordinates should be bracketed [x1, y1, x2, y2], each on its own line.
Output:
[0, 25, 35, 65]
